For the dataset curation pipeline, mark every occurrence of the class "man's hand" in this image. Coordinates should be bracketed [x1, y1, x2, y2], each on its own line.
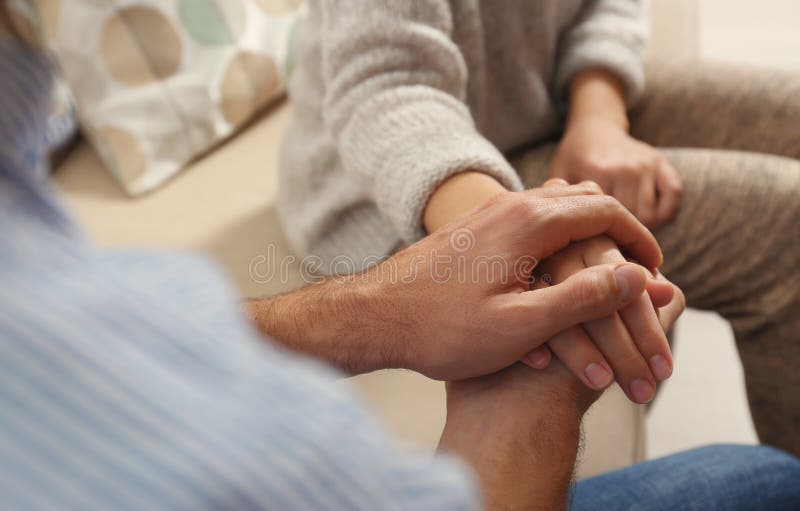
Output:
[247, 185, 662, 381]
[550, 69, 683, 229]
[439, 361, 597, 511]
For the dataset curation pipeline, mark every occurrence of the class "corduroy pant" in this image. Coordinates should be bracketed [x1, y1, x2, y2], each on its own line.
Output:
[513, 61, 800, 457]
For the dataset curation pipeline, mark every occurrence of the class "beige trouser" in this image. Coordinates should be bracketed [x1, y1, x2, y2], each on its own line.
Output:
[512, 61, 800, 457]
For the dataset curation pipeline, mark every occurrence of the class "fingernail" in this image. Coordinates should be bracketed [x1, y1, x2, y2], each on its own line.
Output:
[615, 265, 644, 302]
[630, 378, 655, 403]
[585, 363, 613, 389]
[524, 350, 548, 369]
[649, 354, 673, 381]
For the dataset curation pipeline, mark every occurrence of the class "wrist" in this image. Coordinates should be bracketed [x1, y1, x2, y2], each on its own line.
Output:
[423, 171, 507, 233]
[566, 114, 629, 135]
[567, 68, 630, 133]
[438, 365, 588, 510]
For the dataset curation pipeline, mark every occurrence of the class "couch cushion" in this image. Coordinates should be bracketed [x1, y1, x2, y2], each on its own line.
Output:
[54, 102, 304, 298]
[39, 1, 303, 196]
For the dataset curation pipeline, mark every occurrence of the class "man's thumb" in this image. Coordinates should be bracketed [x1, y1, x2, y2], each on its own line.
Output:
[523, 263, 647, 339]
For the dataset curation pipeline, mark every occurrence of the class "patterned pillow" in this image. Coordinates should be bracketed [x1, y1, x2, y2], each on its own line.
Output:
[11, 0, 304, 195]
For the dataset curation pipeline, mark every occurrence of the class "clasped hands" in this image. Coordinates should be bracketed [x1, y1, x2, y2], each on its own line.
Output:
[246, 175, 685, 509]
[417, 176, 684, 405]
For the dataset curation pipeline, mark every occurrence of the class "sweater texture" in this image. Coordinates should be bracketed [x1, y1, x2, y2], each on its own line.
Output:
[279, 0, 649, 270]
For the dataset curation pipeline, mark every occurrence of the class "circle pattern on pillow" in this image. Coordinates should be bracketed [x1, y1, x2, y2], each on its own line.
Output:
[101, 125, 147, 183]
[220, 51, 280, 126]
[178, 0, 246, 46]
[101, 6, 182, 86]
[38, 0, 303, 195]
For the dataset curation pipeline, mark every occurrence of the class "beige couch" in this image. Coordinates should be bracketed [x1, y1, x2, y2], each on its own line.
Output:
[53, 0, 698, 479]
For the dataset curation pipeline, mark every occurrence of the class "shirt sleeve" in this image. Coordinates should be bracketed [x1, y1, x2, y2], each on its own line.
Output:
[555, 0, 650, 106]
[0, 247, 479, 511]
[319, 0, 523, 243]
[0, 36, 480, 511]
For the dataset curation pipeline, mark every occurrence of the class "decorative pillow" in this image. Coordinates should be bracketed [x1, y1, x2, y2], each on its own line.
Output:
[12, 0, 304, 195]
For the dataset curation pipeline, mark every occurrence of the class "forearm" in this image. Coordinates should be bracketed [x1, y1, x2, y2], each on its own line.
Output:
[244, 273, 403, 375]
[567, 68, 629, 131]
[438, 368, 587, 511]
[423, 70, 630, 235]
[440, 416, 580, 511]
[423, 171, 508, 233]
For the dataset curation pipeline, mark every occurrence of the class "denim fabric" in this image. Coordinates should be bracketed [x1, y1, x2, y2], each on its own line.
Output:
[572, 445, 800, 511]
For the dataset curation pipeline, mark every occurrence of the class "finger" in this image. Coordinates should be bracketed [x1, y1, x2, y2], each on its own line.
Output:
[582, 311, 657, 403]
[654, 273, 686, 333]
[517, 194, 663, 269]
[505, 263, 647, 342]
[578, 238, 672, 385]
[645, 271, 675, 308]
[636, 169, 657, 228]
[527, 180, 604, 199]
[654, 159, 684, 227]
[548, 326, 614, 390]
[521, 345, 553, 369]
[521, 274, 554, 369]
[611, 172, 639, 215]
[618, 294, 673, 382]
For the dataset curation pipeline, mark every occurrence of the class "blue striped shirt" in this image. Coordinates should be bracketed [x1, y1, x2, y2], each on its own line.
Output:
[0, 39, 477, 510]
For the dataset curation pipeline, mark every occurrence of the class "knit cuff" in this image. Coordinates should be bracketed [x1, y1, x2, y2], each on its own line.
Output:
[556, 35, 646, 108]
[338, 86, 523, 243]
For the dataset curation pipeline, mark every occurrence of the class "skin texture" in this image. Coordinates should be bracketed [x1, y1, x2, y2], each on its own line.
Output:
[422, 69, 686, 403]
[550, 68, 684, 229]
[439, 362, 594, 511]
[246, 188, 686, 510]
[247, 185, 664, 380]
[424, 175, 680, 402]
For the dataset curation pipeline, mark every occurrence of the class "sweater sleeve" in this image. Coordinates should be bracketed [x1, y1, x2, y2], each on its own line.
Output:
[319, 0, 523, 243]
[555, 0, 650, 106]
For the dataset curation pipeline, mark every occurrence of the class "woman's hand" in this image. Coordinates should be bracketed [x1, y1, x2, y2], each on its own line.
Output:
[550, 118, 683, 229]
[523, 234, 684, 403]
[521, 179, 684, 404]
[552, 68, 684, 229]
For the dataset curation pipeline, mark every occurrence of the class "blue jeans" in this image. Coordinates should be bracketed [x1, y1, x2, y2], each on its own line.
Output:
[571, 445, 800, 511]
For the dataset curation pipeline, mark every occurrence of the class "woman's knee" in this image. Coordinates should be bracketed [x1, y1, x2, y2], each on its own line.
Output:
[690, 444, 800, 509]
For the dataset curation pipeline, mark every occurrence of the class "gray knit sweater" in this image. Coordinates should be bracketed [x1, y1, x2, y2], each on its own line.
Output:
[279, 0, 649, 270]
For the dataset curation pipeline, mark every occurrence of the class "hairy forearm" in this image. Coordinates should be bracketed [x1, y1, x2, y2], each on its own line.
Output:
[439, 370, 587, 511]
[567, 68, 629, 131]
[441, 417, 580, 511]
[244, 273, 404, 375]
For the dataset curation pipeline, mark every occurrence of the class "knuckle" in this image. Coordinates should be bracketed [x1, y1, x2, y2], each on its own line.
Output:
[650, 153, 664, 168]
[583, 158, 609, 174]
[545, 177, 569, 188]
[599, 194, 622, 211]
[626, 164, 644, 176]
[640, 321, 668, 346]
[578, 180, 604, 195]
[614, 352, 648, 374]
[572, 270, 612, 308]
[511, 195, 542, 220]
